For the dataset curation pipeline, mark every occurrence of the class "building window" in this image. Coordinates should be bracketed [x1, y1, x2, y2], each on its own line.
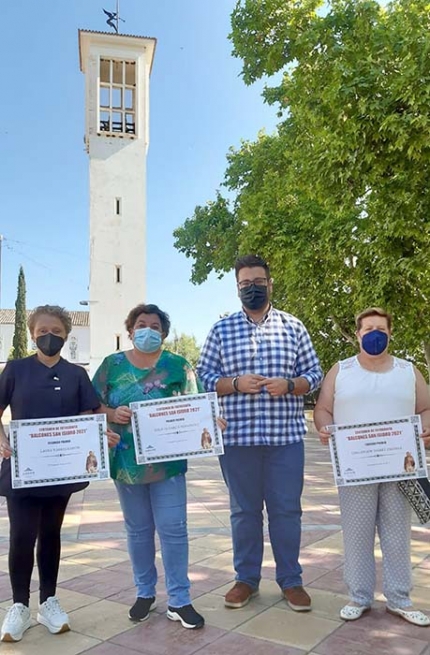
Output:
[115, 335, 121, 351]
[115, 265, 122, 283]
[115, 197, 122, 216]
[99, 59, 136, 135]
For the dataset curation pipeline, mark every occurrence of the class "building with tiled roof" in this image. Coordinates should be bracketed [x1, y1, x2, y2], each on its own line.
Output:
[0, 310, 89, 326]
[0, 310, 90, 364]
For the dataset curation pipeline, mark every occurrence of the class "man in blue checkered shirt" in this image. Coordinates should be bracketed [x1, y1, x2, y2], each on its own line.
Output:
[197, 255, 323, 612]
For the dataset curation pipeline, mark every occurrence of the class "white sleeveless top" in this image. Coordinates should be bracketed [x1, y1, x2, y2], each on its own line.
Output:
[333, 356, 416, 425]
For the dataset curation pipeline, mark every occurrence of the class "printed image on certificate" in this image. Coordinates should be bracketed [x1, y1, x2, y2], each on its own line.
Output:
[9, 414, 110, 489]
[130, 393, 224, 464]
[329, 415, 428, 487]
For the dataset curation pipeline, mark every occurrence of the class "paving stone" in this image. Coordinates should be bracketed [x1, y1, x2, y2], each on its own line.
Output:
[110, 611, 226, 654]
[235, 606, 341, 651]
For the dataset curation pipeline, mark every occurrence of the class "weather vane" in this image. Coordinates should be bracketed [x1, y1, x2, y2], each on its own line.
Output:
[103, 1, 125, 34]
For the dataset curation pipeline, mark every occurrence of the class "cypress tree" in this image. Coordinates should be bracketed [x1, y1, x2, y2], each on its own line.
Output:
[11, 266, 28, 359]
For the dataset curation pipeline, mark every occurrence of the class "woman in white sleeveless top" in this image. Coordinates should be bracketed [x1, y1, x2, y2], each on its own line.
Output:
[314, 307, 430, 627]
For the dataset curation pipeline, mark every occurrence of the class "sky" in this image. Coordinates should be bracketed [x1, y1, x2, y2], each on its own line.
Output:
[0, 0, 277, 345]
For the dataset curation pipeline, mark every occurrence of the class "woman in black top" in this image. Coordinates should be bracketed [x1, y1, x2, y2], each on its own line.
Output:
[0, 305, 117, 642]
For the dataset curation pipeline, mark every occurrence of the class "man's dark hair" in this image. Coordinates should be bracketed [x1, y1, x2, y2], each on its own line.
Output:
[234, 255, 270, 280]
[125, 303, 171, 337]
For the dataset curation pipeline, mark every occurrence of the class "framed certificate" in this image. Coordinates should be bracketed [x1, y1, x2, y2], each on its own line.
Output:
[9, 414, 110, 489]
[130, 393, 224, 464]
[329, 415, 428, 487]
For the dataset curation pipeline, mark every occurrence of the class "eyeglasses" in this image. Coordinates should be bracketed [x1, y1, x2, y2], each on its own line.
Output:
[237, 277, 269, 289]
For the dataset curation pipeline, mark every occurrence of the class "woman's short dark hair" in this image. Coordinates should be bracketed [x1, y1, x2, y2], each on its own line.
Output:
[28, 305, 72, 336]
[355, 307, 392, 331]
[125, 304, 171, 337]
[234, 254, 270, 280]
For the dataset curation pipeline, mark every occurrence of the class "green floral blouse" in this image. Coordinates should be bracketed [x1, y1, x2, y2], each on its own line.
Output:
[92, 349, 201, 484]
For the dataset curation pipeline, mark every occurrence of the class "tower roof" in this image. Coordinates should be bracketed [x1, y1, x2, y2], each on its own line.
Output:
[78, 29, 157, 74]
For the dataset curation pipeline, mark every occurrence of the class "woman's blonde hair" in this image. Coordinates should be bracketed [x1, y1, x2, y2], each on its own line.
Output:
[355, 307, 392, 331]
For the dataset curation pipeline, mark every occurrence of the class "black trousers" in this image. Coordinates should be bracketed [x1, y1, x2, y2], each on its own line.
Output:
[6, 494, 71, 605]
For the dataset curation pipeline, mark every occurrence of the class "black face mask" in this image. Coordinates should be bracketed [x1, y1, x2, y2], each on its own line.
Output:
[36, 333, 65, 357]
[239, 284, 269, 311]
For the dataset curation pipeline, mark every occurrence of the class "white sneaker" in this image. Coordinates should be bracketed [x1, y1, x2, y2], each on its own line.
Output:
[37, 596, 70, 634]
[1, 603, 32, 642]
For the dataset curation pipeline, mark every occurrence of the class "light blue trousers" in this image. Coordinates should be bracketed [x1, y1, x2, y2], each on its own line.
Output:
[115, 474, 191, 608]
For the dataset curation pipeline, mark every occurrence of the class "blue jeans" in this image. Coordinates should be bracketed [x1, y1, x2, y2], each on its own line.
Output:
[115, 474, 190, 608]
[219, 442, 304, 590]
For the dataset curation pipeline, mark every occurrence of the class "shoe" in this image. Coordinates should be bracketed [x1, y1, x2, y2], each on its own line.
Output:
[387, 606, 430, 627]
[167, 604, 205, 629]
[1, 603, 32, 642]
[283, 586, 312, 612]
[128, 597, 156, 622]
[37, 596, 70, 634]
[340, 603, 370, 621]
[224, 582, 259, 609]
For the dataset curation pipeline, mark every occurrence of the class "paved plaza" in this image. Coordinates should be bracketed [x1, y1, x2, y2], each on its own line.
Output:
[0, 426, 429, 655]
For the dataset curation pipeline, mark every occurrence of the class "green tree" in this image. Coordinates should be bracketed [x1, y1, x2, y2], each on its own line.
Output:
[174, 0, 430, 379]
[164, 331, 201, 369]
[11, 266, 28, 360]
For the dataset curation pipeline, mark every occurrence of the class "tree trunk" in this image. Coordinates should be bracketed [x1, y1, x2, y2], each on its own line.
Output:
[424, 341, 430, 387]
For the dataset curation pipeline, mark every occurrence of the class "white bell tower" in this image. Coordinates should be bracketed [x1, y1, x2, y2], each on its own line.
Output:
[78, 29, 156, 373]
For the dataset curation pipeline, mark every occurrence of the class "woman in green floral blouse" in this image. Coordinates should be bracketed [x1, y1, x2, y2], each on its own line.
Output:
[92, 303, 205, 629]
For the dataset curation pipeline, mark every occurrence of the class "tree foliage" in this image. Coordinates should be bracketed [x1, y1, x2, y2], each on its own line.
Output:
[11, 266, 28, 360]
[164, 331, 201, 369]
[174, 0, 430, 378]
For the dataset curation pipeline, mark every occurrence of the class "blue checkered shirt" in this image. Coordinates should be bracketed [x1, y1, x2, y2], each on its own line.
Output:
[197, 307, 323, 446]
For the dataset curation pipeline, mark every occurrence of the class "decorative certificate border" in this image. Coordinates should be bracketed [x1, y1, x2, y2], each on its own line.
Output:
[330, 415, 427, 486]
[131, 392, 224, 464]
[10, 414, 109, 488]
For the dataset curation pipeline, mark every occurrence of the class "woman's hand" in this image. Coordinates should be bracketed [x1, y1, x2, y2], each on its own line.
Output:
[318, 426, 333, 446]
[420, 426, 430, 448]
[106, 428, 121, 448]
[112, 406, 132, 424]
[216, 417, 227, 432]
[0, 440, 13, 459]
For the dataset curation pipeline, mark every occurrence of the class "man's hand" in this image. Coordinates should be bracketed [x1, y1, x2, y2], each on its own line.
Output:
[261, 377, 290, 397]
[236, 374, 266, 394]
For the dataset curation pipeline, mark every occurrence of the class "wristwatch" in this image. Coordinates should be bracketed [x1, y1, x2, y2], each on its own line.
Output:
[286, 378, 295, 394]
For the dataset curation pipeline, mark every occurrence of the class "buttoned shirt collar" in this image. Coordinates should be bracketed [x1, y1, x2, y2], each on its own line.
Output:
[241, 303, 272, 325]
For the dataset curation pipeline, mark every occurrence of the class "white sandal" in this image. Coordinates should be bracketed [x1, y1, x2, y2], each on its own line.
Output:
[340, 604, 370, 621]
[387, 606, 430, 627]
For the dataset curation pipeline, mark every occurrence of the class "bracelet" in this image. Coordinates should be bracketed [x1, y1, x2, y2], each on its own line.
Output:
[232, 376, 240, 392]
